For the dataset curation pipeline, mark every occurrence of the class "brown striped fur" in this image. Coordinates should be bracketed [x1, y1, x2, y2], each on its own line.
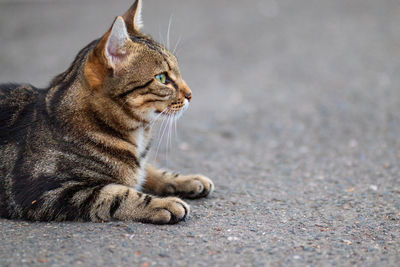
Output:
[0, 0, 213, 224]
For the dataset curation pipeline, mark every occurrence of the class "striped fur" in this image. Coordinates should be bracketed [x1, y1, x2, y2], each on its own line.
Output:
[0, 0, 213, 224]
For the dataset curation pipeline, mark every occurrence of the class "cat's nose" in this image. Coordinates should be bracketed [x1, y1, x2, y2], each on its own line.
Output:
[185, 92, 192, 101]
[180, 80, 192, 102]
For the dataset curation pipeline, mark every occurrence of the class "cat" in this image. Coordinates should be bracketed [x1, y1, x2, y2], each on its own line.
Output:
[0, 0, 214, 224]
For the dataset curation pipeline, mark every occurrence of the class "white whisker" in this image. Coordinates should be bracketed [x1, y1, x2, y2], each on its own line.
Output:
[165, 112, 173, 165]
[153, 112, 168, 158]
[167, 15, 173, 50]
[172, 35, 182, 55]
[174, 113, 178, 142]
[145, 107, 169, 130]
[155, 109, 171, 160]
[150, 102, 187, 163]
[158, 27, 166, 47]
[165, 114, 171, 163]
[157, 111, 168, 139]
[169, 114, 174, 145]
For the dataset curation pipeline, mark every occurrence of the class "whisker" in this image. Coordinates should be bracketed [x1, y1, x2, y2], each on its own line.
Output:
[165, 113, 173, 164]
[154, 112, 168, 146]
[174, 113, 178, 142]
[169, 115, 173, 151]
[158, 27, 166, 48]
[145, 107, 169, 130]
[165, 114, 169, 163]
[167, 15, 173, 50]
[172, 35, 182, 55]
[169, 113, 174, 148]
[155, 109, 171, 161]
[156, 110, 169, 140]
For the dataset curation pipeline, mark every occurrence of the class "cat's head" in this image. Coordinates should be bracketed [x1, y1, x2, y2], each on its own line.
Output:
[83, 0, 191, 125]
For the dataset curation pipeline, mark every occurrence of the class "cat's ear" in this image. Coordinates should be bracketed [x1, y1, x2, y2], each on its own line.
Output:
[122, 0, 143, 33]
[85, 17, 132, 87]
[104, 16, 131, 68]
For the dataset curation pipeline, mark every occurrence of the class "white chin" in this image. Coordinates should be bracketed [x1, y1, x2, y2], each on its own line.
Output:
[182, 99, 189, 112]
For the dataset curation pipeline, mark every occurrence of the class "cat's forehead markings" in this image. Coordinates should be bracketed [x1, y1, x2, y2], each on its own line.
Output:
[155, 49, 175, 73]
[165, 58, 173, 71]
[130, 35, 163, 54]
[129, 35, 174, 71]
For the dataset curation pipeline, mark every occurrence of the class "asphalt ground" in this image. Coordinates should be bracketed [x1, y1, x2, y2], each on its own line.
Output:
[0, 0, 399, 266]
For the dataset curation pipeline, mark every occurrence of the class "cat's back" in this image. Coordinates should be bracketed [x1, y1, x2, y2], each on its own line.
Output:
[0, 83, 45, 173]
[0, 83, 45, 217]
[0, 83, 44, 143]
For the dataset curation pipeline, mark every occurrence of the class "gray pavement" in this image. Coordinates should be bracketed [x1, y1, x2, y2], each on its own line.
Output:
[0, 0, 400, 266]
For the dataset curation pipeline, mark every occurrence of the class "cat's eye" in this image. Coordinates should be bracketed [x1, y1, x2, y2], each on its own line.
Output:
[155, 73, 167, 84]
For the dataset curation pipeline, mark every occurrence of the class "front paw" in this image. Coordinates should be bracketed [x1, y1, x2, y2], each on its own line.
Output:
[143, 197, 190, 224]
[167, 175, 214, 199]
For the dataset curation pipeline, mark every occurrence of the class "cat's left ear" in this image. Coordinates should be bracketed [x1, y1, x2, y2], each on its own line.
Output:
[104, 16, 131, 69]
[122, 0, 143, 34]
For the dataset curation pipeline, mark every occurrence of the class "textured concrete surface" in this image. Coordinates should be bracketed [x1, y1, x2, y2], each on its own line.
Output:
[1, 0, 400, 266]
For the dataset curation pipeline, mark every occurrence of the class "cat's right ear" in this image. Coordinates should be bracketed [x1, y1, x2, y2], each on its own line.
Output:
[85, 17, 132, 88]
[122, 0, 143, 34]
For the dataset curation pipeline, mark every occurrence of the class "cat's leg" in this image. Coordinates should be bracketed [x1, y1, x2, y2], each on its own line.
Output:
[143, 164, 214, 199]
[26, 183, 189, 223]
[90, 184, 189, 223]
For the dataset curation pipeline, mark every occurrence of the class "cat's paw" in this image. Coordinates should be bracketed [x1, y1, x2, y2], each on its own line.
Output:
[169, 175, 214, 199]
[144, 197, 190, 224]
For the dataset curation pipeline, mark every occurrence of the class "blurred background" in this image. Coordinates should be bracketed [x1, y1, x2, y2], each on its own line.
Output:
[0, 0, 399, 266]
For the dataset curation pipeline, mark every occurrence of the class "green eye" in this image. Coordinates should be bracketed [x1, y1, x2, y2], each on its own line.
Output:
[156, 73, 167, 84]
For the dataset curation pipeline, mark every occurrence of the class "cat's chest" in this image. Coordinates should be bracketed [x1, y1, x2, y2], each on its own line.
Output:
[135, 128, 147, 156]
[131, 128, 150, 189]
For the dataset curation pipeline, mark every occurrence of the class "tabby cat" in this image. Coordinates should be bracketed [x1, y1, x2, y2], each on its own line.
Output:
[0, 0, 214, 224]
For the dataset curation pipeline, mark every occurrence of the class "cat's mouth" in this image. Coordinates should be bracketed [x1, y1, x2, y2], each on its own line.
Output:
[155, 99, 189, 116]
[168, 101, 185, 112]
